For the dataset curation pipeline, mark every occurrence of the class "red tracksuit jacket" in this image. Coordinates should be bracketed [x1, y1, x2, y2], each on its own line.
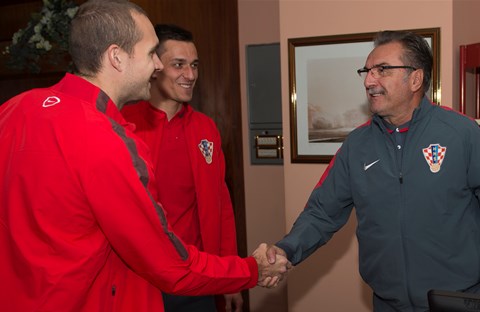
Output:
[121, 101, 237, 257]
[0, 74, 257, 312]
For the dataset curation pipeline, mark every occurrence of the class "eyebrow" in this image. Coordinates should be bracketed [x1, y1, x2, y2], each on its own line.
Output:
[370, 62, 390, 68]
[171, 58, 199, 64]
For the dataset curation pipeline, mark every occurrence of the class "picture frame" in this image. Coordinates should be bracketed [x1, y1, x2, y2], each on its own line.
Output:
[289, 27, 440, 163]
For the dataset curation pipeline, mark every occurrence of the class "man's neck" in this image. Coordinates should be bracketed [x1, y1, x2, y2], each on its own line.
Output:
[383, 94, 423, 127]
[77, 72, 122, 109]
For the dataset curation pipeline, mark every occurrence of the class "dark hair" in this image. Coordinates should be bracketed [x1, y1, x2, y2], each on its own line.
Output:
[374, 30, 433, 93]
[154, 24, 193, 54]
[69, 0, 147, 76]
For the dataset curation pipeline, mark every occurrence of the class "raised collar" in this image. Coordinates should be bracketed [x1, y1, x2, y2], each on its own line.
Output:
[53, 73, 127, 126]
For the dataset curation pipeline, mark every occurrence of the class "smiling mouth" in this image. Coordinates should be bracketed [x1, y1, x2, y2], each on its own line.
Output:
[179, 83, 193, 89]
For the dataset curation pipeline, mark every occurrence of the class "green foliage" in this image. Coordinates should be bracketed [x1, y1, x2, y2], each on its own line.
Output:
[3, 0, 79, 73]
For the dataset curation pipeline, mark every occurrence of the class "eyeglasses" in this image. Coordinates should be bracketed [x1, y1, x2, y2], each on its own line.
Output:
[357, 65, 417, 79]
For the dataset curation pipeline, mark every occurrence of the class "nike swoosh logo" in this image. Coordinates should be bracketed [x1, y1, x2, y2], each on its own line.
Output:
[364, 159, 380, 171]
[42, 96, 61, 107]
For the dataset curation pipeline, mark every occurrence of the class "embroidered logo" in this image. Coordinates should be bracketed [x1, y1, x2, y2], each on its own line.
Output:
[42, 96, 61, 107]
[364, 159, 380, 171]
[198, 139, 213, 164]
[422, 144, 446, 173]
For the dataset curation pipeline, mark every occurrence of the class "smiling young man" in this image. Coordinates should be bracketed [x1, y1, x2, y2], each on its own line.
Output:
[121, 24, 243, 312]
[265, 30, 480, 311]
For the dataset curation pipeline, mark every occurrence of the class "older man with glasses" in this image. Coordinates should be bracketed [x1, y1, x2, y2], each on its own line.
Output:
[264, 30, 480, 311]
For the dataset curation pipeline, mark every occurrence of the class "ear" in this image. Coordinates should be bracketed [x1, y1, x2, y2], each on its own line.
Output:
[410, 69, 424, 93]
[106, 45, 124, 72]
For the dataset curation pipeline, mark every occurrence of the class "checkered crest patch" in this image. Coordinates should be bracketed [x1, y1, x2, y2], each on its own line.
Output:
[422, 144, 446, 173]
[198, 139, 213, 164]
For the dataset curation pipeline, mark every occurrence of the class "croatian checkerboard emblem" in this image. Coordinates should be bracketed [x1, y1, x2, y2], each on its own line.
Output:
[198, 139, 213, 164]
[422, 144, 446, 173]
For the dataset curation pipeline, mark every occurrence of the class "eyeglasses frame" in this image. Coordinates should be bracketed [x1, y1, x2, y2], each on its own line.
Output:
[357, 65, 418, 78]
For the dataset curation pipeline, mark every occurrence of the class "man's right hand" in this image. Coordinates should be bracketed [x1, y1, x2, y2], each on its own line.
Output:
[266, 244, 287, 264]
[252, 243, 292, 288]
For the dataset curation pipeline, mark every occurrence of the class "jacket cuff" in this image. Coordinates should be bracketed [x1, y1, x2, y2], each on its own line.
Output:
[245, 256, 259, 288]
[275, 241, 295, 263]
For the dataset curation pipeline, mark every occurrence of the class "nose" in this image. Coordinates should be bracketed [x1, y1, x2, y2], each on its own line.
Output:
[182, 66, 196, 80]
[363, 70, 377, 88]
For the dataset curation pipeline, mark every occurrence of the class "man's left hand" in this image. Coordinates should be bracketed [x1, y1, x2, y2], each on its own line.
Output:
[223, 292, 243, 312]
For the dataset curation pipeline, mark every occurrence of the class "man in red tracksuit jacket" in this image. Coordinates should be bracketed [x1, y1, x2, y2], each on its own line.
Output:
[121, 24, 242, 312]
[0, 1, 289, 311]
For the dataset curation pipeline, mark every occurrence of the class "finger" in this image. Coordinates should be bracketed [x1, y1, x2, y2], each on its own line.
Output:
[270, 280, 280, 289]
[286, 261, 293, 270]
[268, 280, 279, 289]
[258, 276, 272, 287]
[224, 297, 232, 312]
[266, 275, 279, 288]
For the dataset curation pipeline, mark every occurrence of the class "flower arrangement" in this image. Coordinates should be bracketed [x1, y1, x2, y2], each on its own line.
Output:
[3, 0, 79, 73]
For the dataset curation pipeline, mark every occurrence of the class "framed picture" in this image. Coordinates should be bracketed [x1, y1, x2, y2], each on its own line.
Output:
[289, 28, 440, 163]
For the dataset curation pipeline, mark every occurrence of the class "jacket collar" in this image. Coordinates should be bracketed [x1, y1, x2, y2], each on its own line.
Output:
[53, 73, 129, 127]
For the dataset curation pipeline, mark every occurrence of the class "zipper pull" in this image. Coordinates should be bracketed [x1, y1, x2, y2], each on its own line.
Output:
[399, 172, 403, 184]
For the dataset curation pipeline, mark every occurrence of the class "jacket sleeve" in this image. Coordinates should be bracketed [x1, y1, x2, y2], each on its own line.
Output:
[276, 145, 355, 265]
[466, 118, 480, 200]
[82, 125, 257, 295]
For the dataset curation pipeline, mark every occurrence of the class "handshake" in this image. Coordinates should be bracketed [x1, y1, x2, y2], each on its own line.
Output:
[252, 243, 292, 288]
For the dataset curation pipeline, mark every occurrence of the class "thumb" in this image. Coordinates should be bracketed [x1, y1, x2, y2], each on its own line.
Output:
[266, 245, 277, 264]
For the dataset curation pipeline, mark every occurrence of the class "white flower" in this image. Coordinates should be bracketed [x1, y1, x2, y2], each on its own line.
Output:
[44, 40, 52, 51]
[11, 29, 24, 45]
[4, 0, 79, 72]
[29, 33, 44, 43]
[34, 23, 43, 34]
[35, 39, 52, 51]
[66, 7, 78, 19]
[40, 11, 53, 25]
